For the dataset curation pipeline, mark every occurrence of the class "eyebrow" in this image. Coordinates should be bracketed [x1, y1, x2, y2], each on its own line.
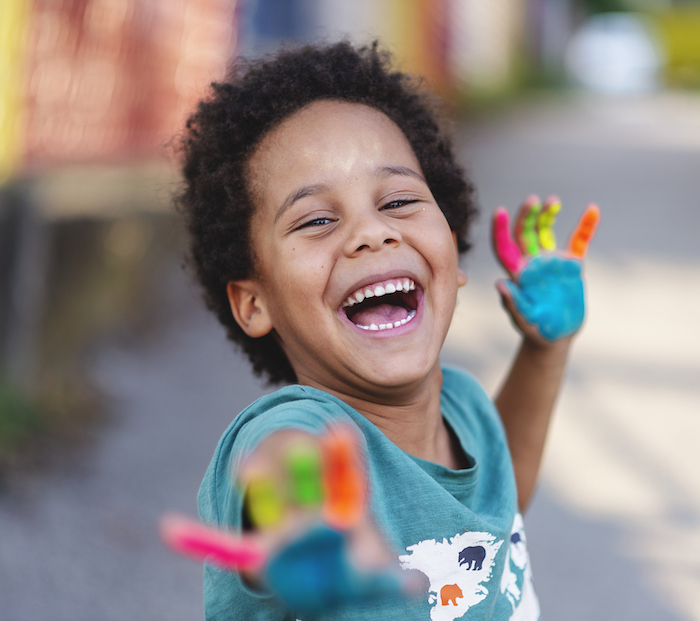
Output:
[374, 165, 426, 184]
[275, 183, 330, 223]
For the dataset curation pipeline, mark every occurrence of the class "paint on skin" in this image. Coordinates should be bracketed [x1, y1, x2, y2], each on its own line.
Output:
[265, 525, 403, 613]
[493, 208, 523, 274]
[321, 427, 366, 530]
[247, 477, 284, 528]
[159, 513, 265, 571]
[519, 201, 542, 255]
[569, 204, 600, 259]
[505, 255, 585, 341]
[537, 201, 560, 251]
[287, 444, 324, 507]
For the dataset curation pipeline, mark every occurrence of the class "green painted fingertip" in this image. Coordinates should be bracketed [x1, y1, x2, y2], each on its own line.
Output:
[522, 202, 542, 255]
[287, 445, 324, 507]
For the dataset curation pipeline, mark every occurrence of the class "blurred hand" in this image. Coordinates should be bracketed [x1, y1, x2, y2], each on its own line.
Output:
[161, 425, 409, 614]
[491, 195, 600, 344]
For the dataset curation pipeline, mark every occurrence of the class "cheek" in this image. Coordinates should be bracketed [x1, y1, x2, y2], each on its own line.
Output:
[420, 219, 458, 266]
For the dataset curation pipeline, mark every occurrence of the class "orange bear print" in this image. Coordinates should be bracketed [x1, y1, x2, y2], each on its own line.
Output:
[440, 584, 463, 606]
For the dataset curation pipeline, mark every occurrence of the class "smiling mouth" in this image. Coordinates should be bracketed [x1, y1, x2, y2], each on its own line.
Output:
[341, 278, 419, 331]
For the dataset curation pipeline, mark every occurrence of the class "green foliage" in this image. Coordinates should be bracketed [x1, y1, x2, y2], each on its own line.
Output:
[583, 0, 630, 13]
[0, 379, 41, 451]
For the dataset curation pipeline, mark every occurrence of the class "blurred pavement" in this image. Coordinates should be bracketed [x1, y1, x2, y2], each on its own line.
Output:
[1, 91, 699, 620]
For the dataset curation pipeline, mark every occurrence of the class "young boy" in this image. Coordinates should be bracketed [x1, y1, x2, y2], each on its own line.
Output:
[175, 41, 598, 620]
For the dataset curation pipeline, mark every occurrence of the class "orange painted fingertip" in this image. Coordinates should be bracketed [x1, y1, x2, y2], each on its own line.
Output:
[569, 204, 601, 258]
[320, 426, 367, 531]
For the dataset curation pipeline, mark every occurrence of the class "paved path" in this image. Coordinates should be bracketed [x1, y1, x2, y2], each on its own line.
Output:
[1, 91, 699, 620]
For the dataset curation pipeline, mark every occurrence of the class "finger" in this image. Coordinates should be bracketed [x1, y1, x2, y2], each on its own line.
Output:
[159, 513, 266, 572]
[537, 195, 561, 251]
[499, 279, 536, 323]
[286, 441, 324, 508]
[238, 430, 318, 530]
[514, 195, 542, 256]
[246, 476, 285, 528]
[491, 207, 523, 276]
[321, 425, 367, 531]
[568, 203, 601, 258]
[496, 280, 520, 318]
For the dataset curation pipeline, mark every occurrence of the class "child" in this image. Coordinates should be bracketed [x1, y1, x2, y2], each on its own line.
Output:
[174, 41, 598, 620]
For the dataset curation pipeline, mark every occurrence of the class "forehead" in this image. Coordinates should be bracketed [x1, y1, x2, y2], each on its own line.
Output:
[247, 100, 420, 204]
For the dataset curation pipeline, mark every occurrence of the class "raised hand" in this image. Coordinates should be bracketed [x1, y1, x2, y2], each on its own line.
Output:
[491, 195, 600, 342]
[160, 424, 407, 614]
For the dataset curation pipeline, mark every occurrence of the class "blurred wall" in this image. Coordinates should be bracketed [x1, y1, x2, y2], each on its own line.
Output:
[2, 0, 239, 181]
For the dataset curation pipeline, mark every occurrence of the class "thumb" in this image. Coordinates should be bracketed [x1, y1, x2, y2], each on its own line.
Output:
[497, 279, 534, 322]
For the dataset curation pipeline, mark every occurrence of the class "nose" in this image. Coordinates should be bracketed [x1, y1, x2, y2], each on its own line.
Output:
[343, 210, 402, 256]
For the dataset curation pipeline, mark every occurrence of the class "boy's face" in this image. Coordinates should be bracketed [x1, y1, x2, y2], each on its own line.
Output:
[231, 101, 466, 399]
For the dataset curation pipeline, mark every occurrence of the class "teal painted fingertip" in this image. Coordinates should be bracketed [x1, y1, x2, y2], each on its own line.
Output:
[512, 255, 585, 341]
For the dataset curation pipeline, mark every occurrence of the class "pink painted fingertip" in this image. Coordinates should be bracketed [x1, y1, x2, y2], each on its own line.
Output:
[493, 208, 523, 273]
[159, 513, 266, 572]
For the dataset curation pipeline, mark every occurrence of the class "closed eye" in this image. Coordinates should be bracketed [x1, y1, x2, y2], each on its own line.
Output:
[294, 217, 334, 230]
[381, 199, 418, 210]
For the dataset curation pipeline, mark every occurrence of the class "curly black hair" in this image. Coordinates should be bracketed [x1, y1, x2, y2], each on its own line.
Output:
[176, 40, 477, 385]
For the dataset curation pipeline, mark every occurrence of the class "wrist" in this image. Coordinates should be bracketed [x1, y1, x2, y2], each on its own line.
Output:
[520, 333, 573, 365]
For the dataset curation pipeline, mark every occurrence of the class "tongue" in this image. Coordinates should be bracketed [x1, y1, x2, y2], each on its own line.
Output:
[351, 303, 409, 327]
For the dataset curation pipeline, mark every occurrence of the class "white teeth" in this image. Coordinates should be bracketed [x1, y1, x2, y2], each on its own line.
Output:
[353, 309, 417, 332]
[343, 278, 416, 308]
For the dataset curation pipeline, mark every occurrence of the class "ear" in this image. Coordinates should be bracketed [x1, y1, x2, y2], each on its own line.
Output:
[227, 280, 274, 338]
[452, 232, 468, 288]
[457, 268, 468, 288]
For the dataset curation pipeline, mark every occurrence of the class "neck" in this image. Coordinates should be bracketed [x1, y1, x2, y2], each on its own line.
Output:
[305, 364, 463, 470]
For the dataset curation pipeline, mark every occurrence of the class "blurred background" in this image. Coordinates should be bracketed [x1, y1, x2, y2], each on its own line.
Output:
[1, 0, 699, 619]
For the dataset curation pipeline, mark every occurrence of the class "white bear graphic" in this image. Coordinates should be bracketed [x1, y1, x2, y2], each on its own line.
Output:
[399, 532, 502, 621]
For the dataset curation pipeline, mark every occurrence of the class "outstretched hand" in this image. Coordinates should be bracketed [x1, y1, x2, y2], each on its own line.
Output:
[160, 425, 409, 614]
[491, 195, 600, 343]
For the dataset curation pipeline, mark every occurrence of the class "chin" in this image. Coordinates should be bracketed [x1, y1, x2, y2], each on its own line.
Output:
[361, 358, 440, 390]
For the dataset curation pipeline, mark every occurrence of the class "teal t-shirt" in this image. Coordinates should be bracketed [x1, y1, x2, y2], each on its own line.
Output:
[198, 366, 540, 620]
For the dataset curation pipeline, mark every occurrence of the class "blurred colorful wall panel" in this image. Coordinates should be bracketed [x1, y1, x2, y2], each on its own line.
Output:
[9, 0, 238, 176]
[0, 0, 31, 184]
[655, 7, 700, 88]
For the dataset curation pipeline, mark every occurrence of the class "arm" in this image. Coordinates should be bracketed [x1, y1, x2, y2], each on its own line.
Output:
[495, 335, 571, 512]
[491, 196, 600, 512]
